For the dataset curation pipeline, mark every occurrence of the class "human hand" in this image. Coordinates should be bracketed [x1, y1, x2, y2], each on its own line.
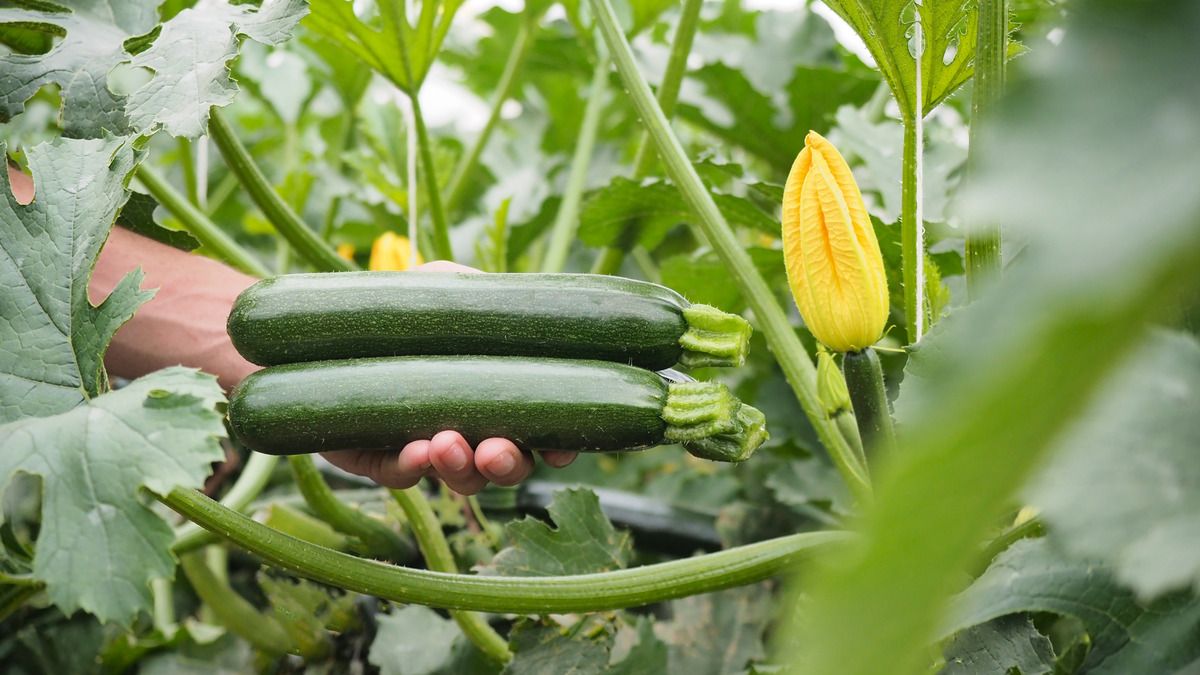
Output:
[319, 260, 578, 494]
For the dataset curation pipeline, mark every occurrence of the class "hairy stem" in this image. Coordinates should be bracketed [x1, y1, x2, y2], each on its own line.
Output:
[901, 116, 925, 343]
[174, 452, 279, 554]
[392, 488, 511, 664]
[179, 551, 301, 656]
[136, 165, 270, 278]
[162, 487, 846, 613]
[542, 52, 611, 273]
[589, 0, 871, 501]
[964, 0, 1007, 299]
[208, 108, 354, 273]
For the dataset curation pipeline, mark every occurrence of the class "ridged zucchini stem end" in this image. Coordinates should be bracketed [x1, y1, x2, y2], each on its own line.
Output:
[663, 382, 769, 462]
[678, 304, 752, 368]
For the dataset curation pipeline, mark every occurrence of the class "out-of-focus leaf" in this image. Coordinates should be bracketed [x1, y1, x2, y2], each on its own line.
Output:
[944, 539, 1200, 675]
[504, 615, 615, 675]
[1024, 331, 1200, 599]
[608, 617, 668, 674]
[654, 585, 771, 675]
[660, 247, 785, 313]
[789, 2, 1200, 674]
[259, 573, 356, 654]
[369, 606, 462, 675]
[480, 487, 632, 576]
[0, 368, 225, 624]
[939, 615, 1054, 675]
[0, 136, 149, 419]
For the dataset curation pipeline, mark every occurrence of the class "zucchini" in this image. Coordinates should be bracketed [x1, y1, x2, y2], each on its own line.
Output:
[227, 272, 751, 370]
[228, 356, 767, 462]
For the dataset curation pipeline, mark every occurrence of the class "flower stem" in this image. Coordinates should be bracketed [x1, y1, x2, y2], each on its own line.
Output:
[406, 93, 454, 261]
[288, 455, 414, 562]
[392, 488, 511, 664]
[161, 487, 847, 613]
[901, 116, 926, 343]
[964, 0, 1007, 300]
[443, 15, 539, 213]
[542, 52, 610, 273]
[176, 137, 200, 206]
[589, 0, 871, 501]
[208, 108, 355, 273]
[136, 165, 270, 278]
[174, 452, 279, 553]
[842, 348, 897, 459]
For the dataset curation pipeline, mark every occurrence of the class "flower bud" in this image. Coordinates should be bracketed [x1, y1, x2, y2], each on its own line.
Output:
[782, 131, 889, 352]
[368, 232, 423, 271]
[816, 350, 851, 416]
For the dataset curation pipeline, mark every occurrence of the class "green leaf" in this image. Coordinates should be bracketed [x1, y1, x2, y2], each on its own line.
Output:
[944, 539, 1200, 675]
[0, 1, 159, 137]
[940, 616, 1054, 675]
[654, 586, 771, 675]
[1024, 331, 1200, 599]
[259, 572, 356, 656]
[119, 191, 200, 252]
[0, 367, 226, 624]
[504, 616, 615, 675]
[480, 487, 632, 576]
[608, 617, 668, 675]
[0, 136, 149, 421]
[659, 247, 786, 314]
[125, 0, 308, 137]
[369, 605, 462, 675]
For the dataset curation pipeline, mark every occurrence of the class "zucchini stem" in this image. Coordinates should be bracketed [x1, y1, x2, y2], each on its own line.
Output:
[174, 451, 279, 554]
[663, 382, 768, 462]
[161, 487, 848, 613]
[842, 348, 897, 459]
[678, 304, 753, 368]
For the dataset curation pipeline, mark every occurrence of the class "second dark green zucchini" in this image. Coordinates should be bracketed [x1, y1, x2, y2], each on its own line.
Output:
[227, 272, 751, 370]
[227, 356, 768, 462]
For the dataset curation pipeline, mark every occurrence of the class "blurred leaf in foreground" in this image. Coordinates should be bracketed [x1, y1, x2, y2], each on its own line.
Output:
[787, 1, 1200, 673]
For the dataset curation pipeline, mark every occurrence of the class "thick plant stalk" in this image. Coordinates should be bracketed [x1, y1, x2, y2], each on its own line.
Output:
[136, 165, 271, 277]
[901, 118, 925, 343]
[174, 451, 280, 553]
[588, 0, 871, 500]
[208, 108, 355, 273]
[842, 348, 897, 458]
[964, 0, 1007, 299]
[288, 455, 414, 562]
[162, 487, 847, 613]
[542, 52, 610, 273]
[392, 488, 511, 664]
[592, 0, 703, 273]
[176, 137, 200, 206]
[179, 551, 300, 656]
[443, 17, 538, 213]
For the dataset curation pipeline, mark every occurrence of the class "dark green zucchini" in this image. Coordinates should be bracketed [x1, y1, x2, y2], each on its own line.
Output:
[228, 356, 767, 462]
[227, 272, 751, 370]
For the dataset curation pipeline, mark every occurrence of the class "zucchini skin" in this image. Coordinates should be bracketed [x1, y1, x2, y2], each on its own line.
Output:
[228, 356, 669, 454]
[228, 272, 690, 369]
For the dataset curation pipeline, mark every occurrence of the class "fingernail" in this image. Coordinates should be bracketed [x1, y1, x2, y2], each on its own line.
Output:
[445, 444, 469, 471]
[490, 452, 516, 476]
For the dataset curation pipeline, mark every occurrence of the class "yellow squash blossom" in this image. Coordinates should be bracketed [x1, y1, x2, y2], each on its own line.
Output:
[368, 232, 423, 271]
[336, 243, 356, 261]
[781, 131, 888, 352]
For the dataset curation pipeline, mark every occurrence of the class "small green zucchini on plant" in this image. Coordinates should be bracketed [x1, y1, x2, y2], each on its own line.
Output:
[227, 272, 752, 370]
[227, 356, 768, 462]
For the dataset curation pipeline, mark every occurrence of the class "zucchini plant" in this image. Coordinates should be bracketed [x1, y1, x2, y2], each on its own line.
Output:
[2, 1, 1199, 674]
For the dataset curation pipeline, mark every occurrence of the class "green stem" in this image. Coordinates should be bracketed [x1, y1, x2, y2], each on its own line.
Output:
[288, 455, 413, 562]
[262, 503, 354, 551]
[208, 108, 355, 273]
[592, 0, 702, 273]
[443, 17, 538, 213]
[176, 137, 200, 206]
[174, 452, 280, 553]
[0, 584, 41, 622]
[392, 488, 511, 664]
[964, 0, 1007, 300]
[589, 0, 871, 500]
[842, 348, 897, 459]
[179, 551, 301, 657]
[976, 516, 1043, 575]
[151, 577, 178, 635]
[901, 116, 925, 343]
[542, 52, 610, 273]
[161, 487, 846, 613]
[136, 165, 271, 278]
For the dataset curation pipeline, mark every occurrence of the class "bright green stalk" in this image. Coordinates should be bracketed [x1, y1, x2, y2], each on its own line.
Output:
[136, 165, 271, 278]
[174, 452, 279, 553]
[592, 0, 703, 273]
[964, 0, 1007, 299]
[392, 488, 511, 664]
[901, 113, 925, 342]
[443, 17, 538, 213]
[288, 455, 413, 562]
[208, 108, 355, 273]
[541, 53, 610, 273]
[176, 137, 200, 206]
[588, 0, 871, 500]
[842, 348, 897, 458]
[150, 577, 178, 635]
[179, 552, 301, 657]
[162, 487, 846, 613]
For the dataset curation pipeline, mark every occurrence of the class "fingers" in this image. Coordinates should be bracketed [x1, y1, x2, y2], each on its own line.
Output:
[475, 438, 534, 486]
[428, 430, 489, 495]
[321, 441, 433, 489]
[414, 260, 479, 274]
[540, 450, 578, 468]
